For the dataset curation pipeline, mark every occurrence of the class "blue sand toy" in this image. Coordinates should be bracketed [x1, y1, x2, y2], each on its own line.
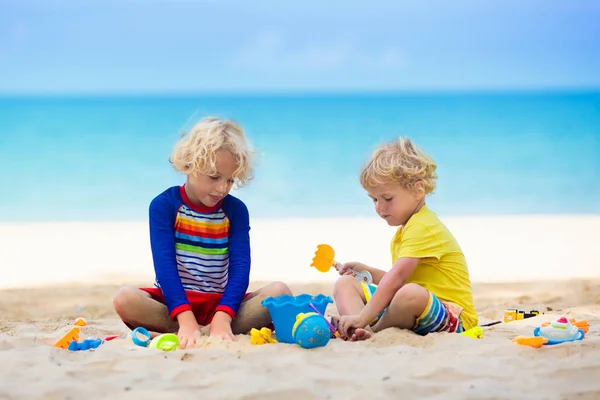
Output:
[131, 327, 152, 347]
[292, 312, 331, 349]
[68, 338, 103, 351]
[262, 294, 333, 344]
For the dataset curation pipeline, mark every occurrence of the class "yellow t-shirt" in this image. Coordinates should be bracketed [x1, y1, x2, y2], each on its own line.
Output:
[390, 205, 478, 330]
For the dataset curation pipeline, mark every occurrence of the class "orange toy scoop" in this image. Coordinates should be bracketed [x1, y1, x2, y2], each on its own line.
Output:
[310, 244, 373, 284]
[572, 320, 589, 334]
[311, 244, 336, 273]
[512, 336, 549, 348]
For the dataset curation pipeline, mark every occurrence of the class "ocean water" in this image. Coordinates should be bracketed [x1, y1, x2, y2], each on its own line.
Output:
[0, 91, 598, 221]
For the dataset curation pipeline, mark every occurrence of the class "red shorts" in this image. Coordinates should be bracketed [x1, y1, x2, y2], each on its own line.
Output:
[131, 287, 251, 328]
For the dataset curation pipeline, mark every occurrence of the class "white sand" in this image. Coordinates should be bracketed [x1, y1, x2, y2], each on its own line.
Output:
[1, 216, 599, 399]
[1, 215, 599, 288]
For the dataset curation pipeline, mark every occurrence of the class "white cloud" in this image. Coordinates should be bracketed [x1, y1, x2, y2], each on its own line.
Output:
[232, 31, 408, 72]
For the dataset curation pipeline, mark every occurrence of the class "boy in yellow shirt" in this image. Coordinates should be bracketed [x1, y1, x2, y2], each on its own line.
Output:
[332, 137, 478, 341]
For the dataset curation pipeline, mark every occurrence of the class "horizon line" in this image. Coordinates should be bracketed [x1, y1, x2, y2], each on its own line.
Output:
[1, 86, 600, 98]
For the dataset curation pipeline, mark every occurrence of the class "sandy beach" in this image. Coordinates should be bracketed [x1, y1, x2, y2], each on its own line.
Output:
[2, 215, 599, 289]
[2, 0, 598, 398]
[1, 216, 599, 399]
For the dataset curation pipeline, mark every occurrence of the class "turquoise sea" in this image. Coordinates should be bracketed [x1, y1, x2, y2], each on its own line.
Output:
[0, 91, 598, 221]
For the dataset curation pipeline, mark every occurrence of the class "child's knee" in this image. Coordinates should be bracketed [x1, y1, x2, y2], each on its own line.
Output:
[333, 275, 362, 298]
[390, 283, 429, 310]
[263, 281, 292, 297]
[112, 286, 142, 316]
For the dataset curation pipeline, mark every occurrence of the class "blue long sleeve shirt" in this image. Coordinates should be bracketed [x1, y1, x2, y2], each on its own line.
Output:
[148, 185, 251, 320]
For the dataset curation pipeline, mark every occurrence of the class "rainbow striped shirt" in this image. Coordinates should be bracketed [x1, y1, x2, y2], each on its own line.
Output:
[148, 185, 251, 319]
[172, 205, 230, 293]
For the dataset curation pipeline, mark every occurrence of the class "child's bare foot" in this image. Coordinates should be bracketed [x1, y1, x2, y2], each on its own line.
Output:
[350, 326, 373, 341]
[149, 331, 161, 339]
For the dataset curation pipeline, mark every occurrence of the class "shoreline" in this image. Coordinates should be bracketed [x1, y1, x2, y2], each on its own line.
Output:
[1, 215, 599, 290]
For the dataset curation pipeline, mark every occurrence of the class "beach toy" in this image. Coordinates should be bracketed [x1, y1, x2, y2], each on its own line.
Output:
[541, 318, 589, 334]
[130, 327, 178, 351]
[53, 318, 88, 349]
[308, 302, 343, 339]
[250, 327, 278, 345]
[262, 294, 333, 344]
[533, 316, 585, 345]
[460, 326, 483, 339]
[292, 312, 331, 349]
[512, 336, 549, 348]
[54, 327, 81, 349]
[131, 327, 152, 347]
[481, 320, 502, 327]
[149, 333, 179, 351]
[67, 337, 103, 352]
[513, 316, 586, 348]
[311, 244, 373, 284]
[504, 309, 541, 323]
[572, 319, 589, 334]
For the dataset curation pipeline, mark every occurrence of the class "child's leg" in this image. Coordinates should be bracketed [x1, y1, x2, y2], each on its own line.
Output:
[337, 282, 429, 341]
[371, 283, 430, 333]
[230, 281, 292, 335]
[333, 275, 377, 340]
[333, 275, 368, 315]
[113, 286, 178, 334]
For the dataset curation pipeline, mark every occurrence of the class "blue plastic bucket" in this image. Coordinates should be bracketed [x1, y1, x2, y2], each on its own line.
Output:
[261, 294, 333, 344]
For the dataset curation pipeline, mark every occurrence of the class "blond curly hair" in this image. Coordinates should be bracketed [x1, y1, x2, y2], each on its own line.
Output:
[169, 117, 254, 188]
[360, 137, 438, 195]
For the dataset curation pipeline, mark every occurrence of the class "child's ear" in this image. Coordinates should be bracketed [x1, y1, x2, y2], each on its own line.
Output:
[413, 181, 425, 198]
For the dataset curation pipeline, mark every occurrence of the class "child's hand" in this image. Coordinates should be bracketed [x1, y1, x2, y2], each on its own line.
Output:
[177, 322, 203, 349]
[339, 262, 368, 276]
[209, 311, 236, 341]
[334, 314, 367, 338]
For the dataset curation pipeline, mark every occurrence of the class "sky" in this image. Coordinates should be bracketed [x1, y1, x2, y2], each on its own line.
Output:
[0, 0, 599, 94]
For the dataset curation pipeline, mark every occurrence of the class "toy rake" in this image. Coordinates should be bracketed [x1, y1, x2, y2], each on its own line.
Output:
[310, 244, 373, 285]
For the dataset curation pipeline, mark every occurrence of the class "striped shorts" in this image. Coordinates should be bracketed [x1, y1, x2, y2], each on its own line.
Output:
[361, 282, 464, 335]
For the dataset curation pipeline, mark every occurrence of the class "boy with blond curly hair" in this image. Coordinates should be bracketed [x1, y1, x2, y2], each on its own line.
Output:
[113, 117, 291, 348]
[333, 137, 477, 341]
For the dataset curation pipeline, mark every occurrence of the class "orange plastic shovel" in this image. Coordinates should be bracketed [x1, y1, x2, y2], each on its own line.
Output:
[512, 335, 549, 348]
[310, 244, 373, 284]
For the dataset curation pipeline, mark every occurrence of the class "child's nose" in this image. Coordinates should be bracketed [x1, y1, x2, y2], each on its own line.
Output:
[216, 181, 228, 194]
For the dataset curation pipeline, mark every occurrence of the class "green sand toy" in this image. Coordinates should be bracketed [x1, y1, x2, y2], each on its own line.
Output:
[149, 333, 179, 351]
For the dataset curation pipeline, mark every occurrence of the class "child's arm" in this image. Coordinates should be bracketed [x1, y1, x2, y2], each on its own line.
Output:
[340, 262, 387, 285]
[357, 257, 420, 325]
[148, 193, 194, 323]
[213, 197, 251, 325]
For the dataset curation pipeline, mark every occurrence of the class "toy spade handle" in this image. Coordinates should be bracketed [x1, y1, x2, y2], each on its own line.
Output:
[333, 262, 373, 285]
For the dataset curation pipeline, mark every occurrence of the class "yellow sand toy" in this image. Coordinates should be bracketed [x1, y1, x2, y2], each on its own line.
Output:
[148, 333, 179, 351]
[250, 327, 278, 345]
[503, 309, 542, 323]
[460, 326, 483, 339]
[310, 244, 373, 284]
